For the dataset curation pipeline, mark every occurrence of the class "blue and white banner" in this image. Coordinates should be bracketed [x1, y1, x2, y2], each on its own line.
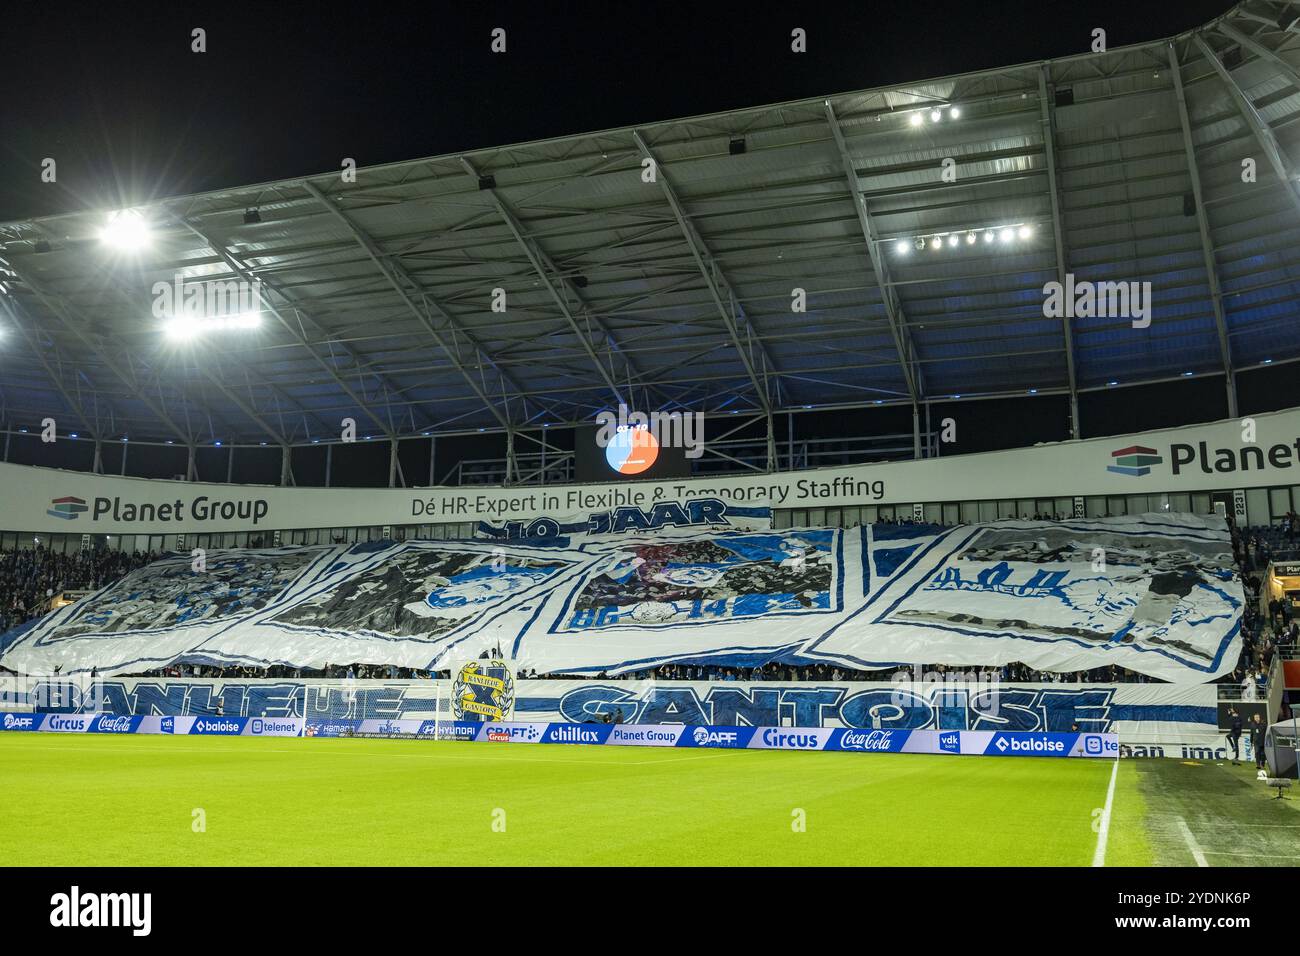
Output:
[0, 676, 1217, 741]
[0, 514, 1241, 682]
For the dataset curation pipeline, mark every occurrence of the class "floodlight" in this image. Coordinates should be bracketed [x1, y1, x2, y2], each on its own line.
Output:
[999, 228, 1013, 242]
[1018, 225, 1032, 239]
[910, 113, 924, 127]
[99, 210, 151, 251]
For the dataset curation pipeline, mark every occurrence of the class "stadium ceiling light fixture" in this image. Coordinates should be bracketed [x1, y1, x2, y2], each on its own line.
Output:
[243, 208, 262, 224]
[162, 311, 262, 340]
[909, 113, 924, 127]
[98, 209, 151, 251]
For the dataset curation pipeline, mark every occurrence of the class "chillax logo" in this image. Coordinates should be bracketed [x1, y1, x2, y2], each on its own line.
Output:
[47, 495, 88, 520]
[1106, 445, 1162, 478]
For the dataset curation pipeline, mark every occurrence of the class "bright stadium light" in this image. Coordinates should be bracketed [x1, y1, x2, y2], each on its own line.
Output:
[947, 235, 958, 247]
[162, 310, 261, 340]
[965, 232, 976, 244]
[99, 209, 151, 251]
[983, 231, 994, 243]
[930, 237, 942, 250]
[910, 113, 924, 127]
[949, 106, 961, 119]
[930, 110, 942, 123]
[896, 239, 910, 254]
[1018, 225, 1033, 239]
[999, 228, 1014, 242]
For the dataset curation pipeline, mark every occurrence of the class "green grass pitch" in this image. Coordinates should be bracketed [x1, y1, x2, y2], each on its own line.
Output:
[1, 733, 1296, 866]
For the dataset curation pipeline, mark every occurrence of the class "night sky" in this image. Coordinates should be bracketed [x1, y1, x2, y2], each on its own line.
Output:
[1, 0, 1234, 222]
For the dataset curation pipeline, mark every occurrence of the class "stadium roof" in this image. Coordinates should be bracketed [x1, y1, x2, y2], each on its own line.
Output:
[1, 1, 1299, 449]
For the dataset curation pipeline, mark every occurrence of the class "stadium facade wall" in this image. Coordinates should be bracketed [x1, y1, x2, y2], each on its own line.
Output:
[2, 405, 1299, 536]
[0, 676, 1217, 755]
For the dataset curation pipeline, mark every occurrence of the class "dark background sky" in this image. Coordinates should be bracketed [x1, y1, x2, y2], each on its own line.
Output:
[1, 0, 1234, 221]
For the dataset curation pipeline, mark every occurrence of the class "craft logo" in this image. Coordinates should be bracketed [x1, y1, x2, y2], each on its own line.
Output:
[1107, 445, 1162, 478]
[47, 495, 88, 520]
[452, 658, 515, 721]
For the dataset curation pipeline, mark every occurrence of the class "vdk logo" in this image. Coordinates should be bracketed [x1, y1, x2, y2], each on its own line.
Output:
[938, 731, 961, 753]
[1107, 445, 1162, 478]
[47, 495, 88, 520]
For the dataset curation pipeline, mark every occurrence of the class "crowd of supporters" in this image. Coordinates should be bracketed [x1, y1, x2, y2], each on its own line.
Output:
[0, 547, 156, 636]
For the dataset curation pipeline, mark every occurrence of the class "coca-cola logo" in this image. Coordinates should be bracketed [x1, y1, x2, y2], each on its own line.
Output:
[840, 730, 898, 751]
[94, 716, 134, 733]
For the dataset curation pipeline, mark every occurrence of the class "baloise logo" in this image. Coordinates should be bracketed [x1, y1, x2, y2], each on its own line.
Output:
[1106, 445, 1162, 478]
[47, 496, 89, 520]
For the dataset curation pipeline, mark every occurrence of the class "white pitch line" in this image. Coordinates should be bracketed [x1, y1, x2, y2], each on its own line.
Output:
[1176, 817, 1209, 867]
[1091, 758, 1119, 867]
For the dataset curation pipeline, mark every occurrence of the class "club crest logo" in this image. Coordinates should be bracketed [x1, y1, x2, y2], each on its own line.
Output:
[452, 658, 515, 721]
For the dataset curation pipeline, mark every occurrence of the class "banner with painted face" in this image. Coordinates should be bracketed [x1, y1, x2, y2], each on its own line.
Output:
[0, 514, 1241, 683]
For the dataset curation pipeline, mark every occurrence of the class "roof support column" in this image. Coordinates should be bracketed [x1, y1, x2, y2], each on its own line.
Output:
[1194, 35, 1300, 220]
[631, 131, 777, 415]
[1038, 66, 1081, 437]
[825, 102, 922, 413]
[1169, 41, 1238, 418]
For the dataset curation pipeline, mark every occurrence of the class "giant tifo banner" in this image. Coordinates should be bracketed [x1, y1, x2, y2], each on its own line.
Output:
[0, 514, 1241, 681]
[2, 405, 1299, 534]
